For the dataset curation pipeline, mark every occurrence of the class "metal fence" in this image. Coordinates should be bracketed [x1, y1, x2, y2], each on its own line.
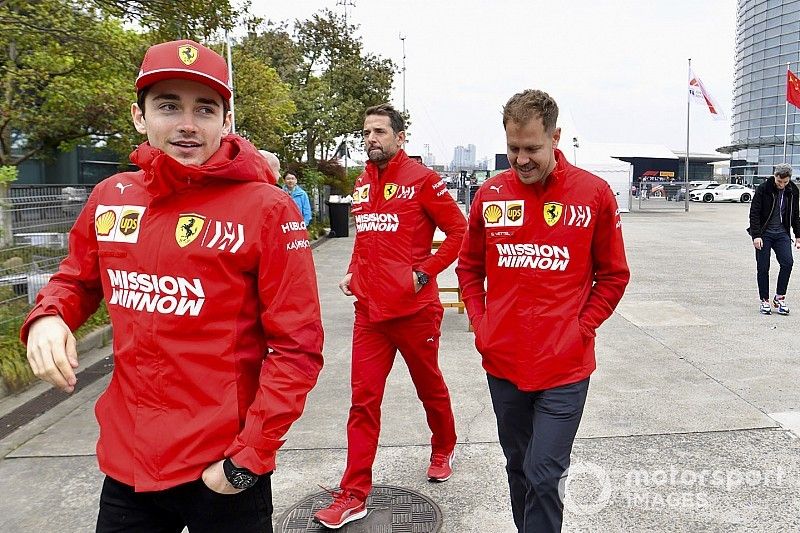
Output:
[1, 185, 91, 328]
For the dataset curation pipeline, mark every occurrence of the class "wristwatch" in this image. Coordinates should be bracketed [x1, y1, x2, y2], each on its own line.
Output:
[414, 271, 430, 287]
[222, 458, 259, 490]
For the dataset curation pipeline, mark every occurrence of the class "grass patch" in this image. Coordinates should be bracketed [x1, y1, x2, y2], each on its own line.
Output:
[0, 286, 109, 392]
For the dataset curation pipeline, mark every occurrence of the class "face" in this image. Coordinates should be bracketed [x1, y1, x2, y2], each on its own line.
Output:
[505, 117, 561, 185]
[775, 175, 791, 190]
[131, 78, 231, 167]
[284, 173, 298, 189]
[362, 114, 405, 168]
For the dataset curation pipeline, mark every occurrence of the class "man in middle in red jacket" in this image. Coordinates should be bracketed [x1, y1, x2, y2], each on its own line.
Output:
[314, 103, 466, 529]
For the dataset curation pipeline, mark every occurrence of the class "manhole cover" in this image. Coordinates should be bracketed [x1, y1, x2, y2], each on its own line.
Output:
[277, 484, 442, 532]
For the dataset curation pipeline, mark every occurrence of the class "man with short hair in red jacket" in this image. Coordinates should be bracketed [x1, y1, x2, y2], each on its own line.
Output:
[314, 103, 466, 529]
[456, 90, 629, 533]
[21, 39, 324, 532]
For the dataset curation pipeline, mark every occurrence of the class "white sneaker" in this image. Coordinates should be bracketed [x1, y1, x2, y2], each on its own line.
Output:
[773, 295, 790, 315]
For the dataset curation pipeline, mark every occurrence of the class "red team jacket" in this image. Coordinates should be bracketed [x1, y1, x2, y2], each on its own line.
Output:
[456, 149, 629, 391]
[21, 135, 324, 491]
[347, 150, 466, 322]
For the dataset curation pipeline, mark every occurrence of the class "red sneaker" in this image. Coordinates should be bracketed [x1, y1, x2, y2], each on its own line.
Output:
[427, 449, 455, 482]
[313, 489, 367, 529]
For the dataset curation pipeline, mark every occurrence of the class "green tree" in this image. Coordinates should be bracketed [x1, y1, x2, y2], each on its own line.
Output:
[230, 47, 296, 153]
[242, 10, 396, 164]
[0, 0, 255, 167]
[0, 1, 144, 166]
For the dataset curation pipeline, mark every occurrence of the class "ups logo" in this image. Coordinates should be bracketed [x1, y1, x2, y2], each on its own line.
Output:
[482, 200, 525, 227]
[119, 210, 141, 236]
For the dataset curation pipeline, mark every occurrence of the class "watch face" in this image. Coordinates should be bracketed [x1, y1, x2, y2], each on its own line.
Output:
[230, 471, 258, 490]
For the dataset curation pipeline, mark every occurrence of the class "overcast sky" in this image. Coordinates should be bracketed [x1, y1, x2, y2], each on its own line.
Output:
[250, 0, 736, 167]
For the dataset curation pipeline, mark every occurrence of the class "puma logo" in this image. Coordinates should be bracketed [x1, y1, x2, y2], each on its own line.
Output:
[116, 183, 133, 194]
[489, 185, 503, 193]
[426, 336, 435, 343]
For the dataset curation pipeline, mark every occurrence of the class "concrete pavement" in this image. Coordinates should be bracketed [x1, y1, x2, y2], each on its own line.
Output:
[1, 200, 799, 532]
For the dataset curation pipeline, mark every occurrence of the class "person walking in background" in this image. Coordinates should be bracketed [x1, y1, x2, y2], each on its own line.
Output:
[259, 149, 283, 188]
[283, 171, 312, 226]
[748, 163, 800, 315]
[21, 39, 324, 532]
[456, 89, 629, 533]
[313, 103, 466, 529]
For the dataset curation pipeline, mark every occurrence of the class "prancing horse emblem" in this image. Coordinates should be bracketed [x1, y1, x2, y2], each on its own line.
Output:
[175, 214, 206, 247]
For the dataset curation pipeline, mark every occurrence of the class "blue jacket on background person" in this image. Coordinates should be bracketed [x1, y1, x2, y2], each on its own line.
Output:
[283, 172, 312, 225]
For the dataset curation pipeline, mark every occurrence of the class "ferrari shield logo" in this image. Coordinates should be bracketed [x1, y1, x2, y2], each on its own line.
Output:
[543, 202, 563, 227]
[175, 214, 206, 248]
[178, 45, 198, 66]
[384, 183, 399, 201]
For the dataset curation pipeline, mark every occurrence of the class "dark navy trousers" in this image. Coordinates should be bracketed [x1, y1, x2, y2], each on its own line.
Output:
[487, 374, 589, 533]
[756, 228, 793, 301]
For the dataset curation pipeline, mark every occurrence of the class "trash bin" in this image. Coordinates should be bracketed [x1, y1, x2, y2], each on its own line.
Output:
[327, 200, 352, 238]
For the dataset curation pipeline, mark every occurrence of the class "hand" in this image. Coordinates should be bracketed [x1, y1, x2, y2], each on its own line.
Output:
[413, 272, 422, 293]
[339, 273, 353, 296]
[26, 316, 78, 393]
[753, 238, 763, 250]
[201, 460, 244, 495]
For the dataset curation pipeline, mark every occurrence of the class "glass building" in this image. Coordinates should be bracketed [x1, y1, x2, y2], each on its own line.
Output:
[721, 0, 800, 185]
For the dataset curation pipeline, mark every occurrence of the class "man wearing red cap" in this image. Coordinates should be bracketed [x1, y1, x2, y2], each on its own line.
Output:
[21, 39, 324, 532]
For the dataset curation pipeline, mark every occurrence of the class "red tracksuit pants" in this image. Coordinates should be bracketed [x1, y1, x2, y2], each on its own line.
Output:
[340, 302, 457, 500]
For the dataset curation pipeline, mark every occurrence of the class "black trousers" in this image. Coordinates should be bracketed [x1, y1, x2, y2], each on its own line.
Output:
[96, 475, 273, 533]
[487, 374, 589, 533]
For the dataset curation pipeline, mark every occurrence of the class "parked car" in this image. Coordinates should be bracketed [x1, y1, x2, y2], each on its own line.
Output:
[688, 180, 714, 190]
[690, 183, 754, 203]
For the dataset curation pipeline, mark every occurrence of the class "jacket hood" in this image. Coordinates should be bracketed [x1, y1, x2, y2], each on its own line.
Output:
[765, 177, 797, 194]
[130, 134, 274, 198]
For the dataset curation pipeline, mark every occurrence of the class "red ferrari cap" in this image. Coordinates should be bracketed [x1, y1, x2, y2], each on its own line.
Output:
[135, 39, 231, 100]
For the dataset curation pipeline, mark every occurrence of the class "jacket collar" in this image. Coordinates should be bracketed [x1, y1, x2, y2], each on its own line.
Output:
[365, 149, 409, 181]
[509, 148, 568, 189]
[130, 134, 273, 199]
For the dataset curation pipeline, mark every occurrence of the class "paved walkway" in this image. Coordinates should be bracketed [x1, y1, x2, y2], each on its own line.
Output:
[1, 201, 799, 532]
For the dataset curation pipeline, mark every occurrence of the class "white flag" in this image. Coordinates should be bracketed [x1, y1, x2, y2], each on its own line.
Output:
[689, 69, 726, 120]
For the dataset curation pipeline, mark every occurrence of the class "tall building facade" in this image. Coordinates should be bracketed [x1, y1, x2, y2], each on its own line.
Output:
[723, 0, 800, 185]
[422, 144, 436, 167]
[451, 144, 477, 170]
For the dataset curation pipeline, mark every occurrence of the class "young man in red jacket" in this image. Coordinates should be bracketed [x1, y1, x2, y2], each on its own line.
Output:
[21, 39, 324, 532]
[314, 104, 466, 529]
[456, 90, 629, 533]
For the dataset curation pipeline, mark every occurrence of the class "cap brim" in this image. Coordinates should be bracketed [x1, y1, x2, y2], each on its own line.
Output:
[136, 69, 231, 100]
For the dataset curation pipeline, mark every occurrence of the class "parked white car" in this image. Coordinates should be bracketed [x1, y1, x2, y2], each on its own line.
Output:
[690, 183, 754, 203]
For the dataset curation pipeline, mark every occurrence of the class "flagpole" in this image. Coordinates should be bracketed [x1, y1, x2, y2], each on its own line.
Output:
[226, 32, 236, 134]
[685, 58, 691, 213]
[785, 63, 790, 161]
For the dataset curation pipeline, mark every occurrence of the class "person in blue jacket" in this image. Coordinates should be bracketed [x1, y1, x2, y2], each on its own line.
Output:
[283, 171, 312, 225]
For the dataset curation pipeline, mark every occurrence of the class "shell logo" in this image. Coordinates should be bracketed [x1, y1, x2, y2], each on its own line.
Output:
[483, 203, 503, 224]
[95, 210, 117, 236]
